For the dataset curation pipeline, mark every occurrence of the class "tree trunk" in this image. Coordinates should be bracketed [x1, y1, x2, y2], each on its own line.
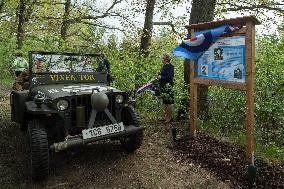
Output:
[189, 0, 216, 25]
[61, 0, 71, 40]
[16, 0, 26, 49]
[185, 0, 217, 120]
[135, 0, 156, 89]
[139, 0, 156, 57]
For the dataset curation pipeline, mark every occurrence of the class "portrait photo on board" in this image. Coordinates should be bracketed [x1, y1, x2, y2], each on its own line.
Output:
[234, 68, 242, 79]
[214, 48, 223, 60]
[201, 65, 208, 76]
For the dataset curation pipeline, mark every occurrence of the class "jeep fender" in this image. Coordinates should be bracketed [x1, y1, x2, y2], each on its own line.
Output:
[10, 90, 29, 123]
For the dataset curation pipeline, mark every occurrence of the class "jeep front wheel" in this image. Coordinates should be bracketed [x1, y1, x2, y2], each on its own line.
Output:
[120, 106, 143, 152]
[27, 120, 49, 181]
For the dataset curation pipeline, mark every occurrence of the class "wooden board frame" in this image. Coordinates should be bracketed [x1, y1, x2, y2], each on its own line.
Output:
[187, 16, 260, 164]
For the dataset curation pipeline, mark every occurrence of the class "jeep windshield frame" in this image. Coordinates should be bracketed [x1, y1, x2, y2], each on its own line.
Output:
[28, 51, 108, 88]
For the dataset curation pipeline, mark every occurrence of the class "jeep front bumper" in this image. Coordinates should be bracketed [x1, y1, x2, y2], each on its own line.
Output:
[50, 125, 144, 152]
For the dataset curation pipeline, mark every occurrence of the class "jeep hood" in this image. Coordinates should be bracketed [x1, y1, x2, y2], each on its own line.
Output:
[31, 83, 122, 99]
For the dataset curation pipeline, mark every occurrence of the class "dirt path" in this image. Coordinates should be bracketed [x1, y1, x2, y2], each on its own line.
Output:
[0, 91, 231, 189]
[35, 123, 230, 189]
[0, 83, 12, 94]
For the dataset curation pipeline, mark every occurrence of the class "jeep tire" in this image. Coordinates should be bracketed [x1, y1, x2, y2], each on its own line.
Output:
[120, 106, 143, 152]
[27, 120, 49, 181]
[19, 120, 28, 132]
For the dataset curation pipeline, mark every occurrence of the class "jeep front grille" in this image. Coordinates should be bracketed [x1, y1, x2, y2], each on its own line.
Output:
[70, 94, 115, 130]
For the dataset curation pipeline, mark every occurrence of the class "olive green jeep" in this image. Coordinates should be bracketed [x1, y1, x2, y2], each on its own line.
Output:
[10, 51, 144, 181]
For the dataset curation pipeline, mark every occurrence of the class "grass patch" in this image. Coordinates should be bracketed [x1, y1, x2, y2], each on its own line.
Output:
[0, 92, 6, 99]
[0, 75, 14, 86]
[255, 143, 284, 163]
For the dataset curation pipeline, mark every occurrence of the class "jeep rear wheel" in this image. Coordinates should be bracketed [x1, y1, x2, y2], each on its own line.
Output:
[120, 106, 143, 152]
[27, 120, 49, 181]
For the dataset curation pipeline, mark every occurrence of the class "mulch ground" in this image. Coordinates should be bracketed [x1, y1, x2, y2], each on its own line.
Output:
[171, 131, 284, 189]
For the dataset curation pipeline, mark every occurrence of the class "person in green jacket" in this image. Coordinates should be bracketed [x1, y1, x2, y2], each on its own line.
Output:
[13, 52, 28, 77]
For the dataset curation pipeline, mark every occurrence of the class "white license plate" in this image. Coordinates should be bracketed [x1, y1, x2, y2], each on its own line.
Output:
[82, 122, 125, 140]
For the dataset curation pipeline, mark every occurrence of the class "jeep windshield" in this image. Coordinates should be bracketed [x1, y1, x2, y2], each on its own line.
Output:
[30, 52, 106, 74]
[28, 52, 108, 87]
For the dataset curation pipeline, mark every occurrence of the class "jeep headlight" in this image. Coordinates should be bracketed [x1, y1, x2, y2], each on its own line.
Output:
[56, 99, 69, 111]
[34, 92, 46, 108]
[116, 95, 124, 104]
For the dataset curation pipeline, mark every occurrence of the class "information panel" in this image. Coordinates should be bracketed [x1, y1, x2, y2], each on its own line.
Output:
[197, 36, 245, 82]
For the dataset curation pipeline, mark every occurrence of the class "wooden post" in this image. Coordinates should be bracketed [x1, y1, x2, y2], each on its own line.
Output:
[245, 21, 255, 164]
[189, 28, 197, 138]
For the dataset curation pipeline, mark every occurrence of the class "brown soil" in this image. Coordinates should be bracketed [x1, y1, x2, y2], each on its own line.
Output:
[172, 131, 284, 189]
[0, 93, 230, 189]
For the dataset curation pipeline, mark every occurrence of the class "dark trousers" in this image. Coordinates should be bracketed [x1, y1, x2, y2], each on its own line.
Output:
[15, 71, 22, 77]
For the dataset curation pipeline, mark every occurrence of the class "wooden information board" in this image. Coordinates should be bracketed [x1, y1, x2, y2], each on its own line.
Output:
[185, 16, 261, 163]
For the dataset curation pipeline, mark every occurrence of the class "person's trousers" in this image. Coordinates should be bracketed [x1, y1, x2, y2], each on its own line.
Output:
[15, 71, 22, 77]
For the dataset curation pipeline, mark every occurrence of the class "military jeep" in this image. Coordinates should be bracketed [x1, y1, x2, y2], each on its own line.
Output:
[10, 51, 144, 181]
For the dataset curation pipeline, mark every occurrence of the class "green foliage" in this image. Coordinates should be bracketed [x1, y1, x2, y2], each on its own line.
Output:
[0, 30, 17, 78]
[255, 35, 284, 146]
[207, 87, 246, 135]
[105, 30, 185, 119]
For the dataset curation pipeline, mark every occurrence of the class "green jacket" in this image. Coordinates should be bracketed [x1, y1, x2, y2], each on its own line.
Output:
[13, 57, 28, 72]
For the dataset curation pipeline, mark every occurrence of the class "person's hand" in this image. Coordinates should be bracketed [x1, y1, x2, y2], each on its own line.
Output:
[157, 75, 161, 79]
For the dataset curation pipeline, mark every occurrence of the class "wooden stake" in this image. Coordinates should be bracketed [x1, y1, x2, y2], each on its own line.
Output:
[245, 21, 255, 164]
[189, 28, 198, 139]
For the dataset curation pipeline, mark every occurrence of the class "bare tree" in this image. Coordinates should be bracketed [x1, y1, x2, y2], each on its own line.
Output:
[218, 0, 284, 14]
[40, 0, 125, 40]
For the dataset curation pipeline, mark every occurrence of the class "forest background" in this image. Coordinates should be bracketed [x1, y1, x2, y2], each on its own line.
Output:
[0, 0, 283, 162]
